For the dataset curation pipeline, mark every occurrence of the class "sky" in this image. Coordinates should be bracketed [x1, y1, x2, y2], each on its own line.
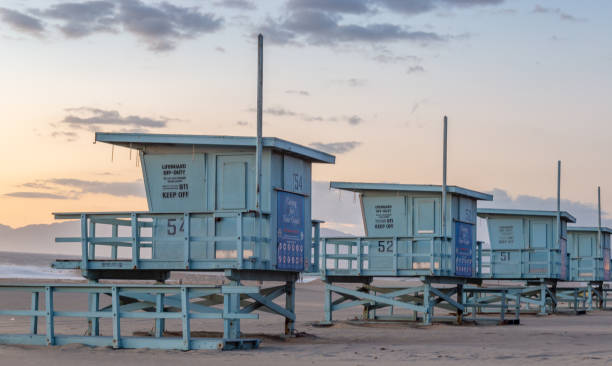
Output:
[1, 0, 611, 238]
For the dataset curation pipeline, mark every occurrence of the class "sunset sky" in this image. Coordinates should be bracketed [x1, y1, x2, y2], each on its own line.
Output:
[1, 0, 611, 234]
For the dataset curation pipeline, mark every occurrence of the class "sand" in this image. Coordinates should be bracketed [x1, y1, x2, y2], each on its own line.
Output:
[0, 252, 611, 365]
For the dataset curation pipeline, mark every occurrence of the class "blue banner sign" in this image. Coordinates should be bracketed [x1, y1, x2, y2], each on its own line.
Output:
[455, 221, 474, 277]
[277, 191, 305, 271]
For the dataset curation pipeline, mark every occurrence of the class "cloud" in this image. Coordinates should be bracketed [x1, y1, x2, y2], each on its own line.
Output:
[1, 1, 223, 51]
[258, 9, 444, 46]
[285, 89, 310, 96]
[50, 130, 78, 142]
[372, 52, 420, 64]
[309, 141, 362, 154]
[372, 0, 504, 15]
[372, 0, 436, 15]
[61, 107, 169, 131]
[248, 106, 363, 125]
[480, 188, 608, 227]
[118, 0, 224, 51]
[439, 0, 504, 7]
[4, 192, 70, 199]
[407, 65, 425, 74]
[287, 0, 372, 15]
[6, 178, 146, 200]
[492, 8, 517, 15]
[344, 115, 361, 125]
[334, 78, 366, 87]
[32, 1, 116, 38]
[532, 5, 584, 22]
[0, 8, 45, 36]
[48, 178, 145, 197]
[262, 107, 296, 117]
[214, 0, 256, 10]
[248, 106, 322, 122]
[257, 0, 506, 47]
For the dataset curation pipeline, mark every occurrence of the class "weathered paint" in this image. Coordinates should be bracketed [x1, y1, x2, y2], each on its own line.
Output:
[322, 182, 492, 278]
[567, 226, 612, 282]
[478, 209, 576, 280]
[53, 133, 333, 277]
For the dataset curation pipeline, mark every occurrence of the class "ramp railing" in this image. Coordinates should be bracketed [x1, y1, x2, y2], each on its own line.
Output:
[479, 247, 565, 279]
[53, 211, 271, 272]
[321, 236, 456, 278]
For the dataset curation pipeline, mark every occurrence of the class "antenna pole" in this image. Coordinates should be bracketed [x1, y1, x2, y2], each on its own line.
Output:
[598, 186, 602, 249]
[442, 116, 448, 238]
[256, 34, 263, 213]
[557, 160, 561, 247]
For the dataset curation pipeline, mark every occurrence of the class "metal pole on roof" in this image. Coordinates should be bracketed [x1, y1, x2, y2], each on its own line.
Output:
[598, 186, 602, 249]
[256, 34, 263, 212]
[557, 160, 561, 247]
[442, 116, 448, 238]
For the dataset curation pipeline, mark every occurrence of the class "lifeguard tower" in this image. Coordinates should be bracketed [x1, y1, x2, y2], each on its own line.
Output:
[475, 162, 581, 315]
[0, 35, 335, 350]
[563, 187, 610, 310]
[319, 117, 494, 325]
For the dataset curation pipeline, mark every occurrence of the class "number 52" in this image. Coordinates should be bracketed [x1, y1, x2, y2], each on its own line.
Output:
[377, 240, 393, 253]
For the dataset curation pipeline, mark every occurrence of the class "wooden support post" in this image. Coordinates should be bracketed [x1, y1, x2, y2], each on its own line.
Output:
[112, 287, 120, 349]
[30, 291, 38, 335]
[88, 220, 96, 260]
[362, 287, 371, 320]
[80, 214, 88, 277]
[236, 213, 243, 269]
[423, 282, 431, 325]
[131, 213, 139, 269]
[181, 287, 191, 350]
[224, 281, 241, 339]
[155, 293, 165, 338]
[538, 284, 548, 315]
[87, 288, 99, 336]
[111, 224, 118, 260]
[552, 282, 558, 313]
[574, 288, 579, 314]
[45, 286, 54, 345]
[456, 284, 463, 325]
[324, 282, 333, 324]
[183, 213, 191, 270]
[587, 284, 593, 311]
[284, 281, 295, 335]
[515, 293, 521, 322]
[313, 222, 321, 272]
[500, 291, 507, 323]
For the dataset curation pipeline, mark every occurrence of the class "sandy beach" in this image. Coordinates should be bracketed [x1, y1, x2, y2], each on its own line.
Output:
[1, 252, 612, 365]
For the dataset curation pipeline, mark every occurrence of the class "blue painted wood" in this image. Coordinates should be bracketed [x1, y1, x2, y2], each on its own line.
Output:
[45, 287, 54, 345]
[567, 227, 611, 282]
[322, 184, 490, 279]
[111, 286, 120, 349]
[0, 284, 274, 351]
[478, 209, 575, 280]
[95, 133, 335, 164]
[30, 292, 38, 335]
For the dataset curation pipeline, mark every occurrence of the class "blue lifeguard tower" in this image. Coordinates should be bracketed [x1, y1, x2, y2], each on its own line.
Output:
[319, 117, 495, 325]
[563, 187, 611, 309]
[0, 35, 335, 350]
[474, 162, 585, 315]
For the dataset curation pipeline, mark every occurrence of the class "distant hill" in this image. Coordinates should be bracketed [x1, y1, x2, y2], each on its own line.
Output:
[0, 221, 82, 255]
